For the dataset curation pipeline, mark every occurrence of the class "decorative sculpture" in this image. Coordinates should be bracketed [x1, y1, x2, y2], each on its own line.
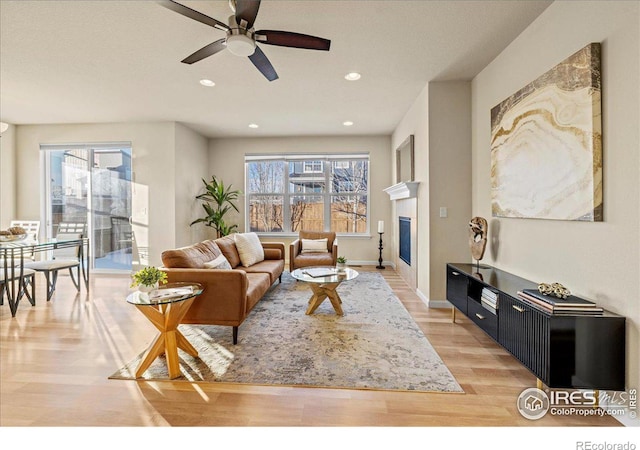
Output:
[538, 282, 571, 299]
[468, 217, 488, 270]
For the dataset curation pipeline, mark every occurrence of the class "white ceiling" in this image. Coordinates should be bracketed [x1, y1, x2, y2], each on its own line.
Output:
[0, 0, 552, 138]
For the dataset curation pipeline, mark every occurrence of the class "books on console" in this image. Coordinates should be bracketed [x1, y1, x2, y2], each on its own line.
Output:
[516, 289, 603, 315]
[481, 287, 498, 314]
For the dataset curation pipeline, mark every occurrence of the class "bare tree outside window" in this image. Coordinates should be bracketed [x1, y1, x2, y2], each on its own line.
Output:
[248, 161, 284, 232]
[330, 160, 368, 233]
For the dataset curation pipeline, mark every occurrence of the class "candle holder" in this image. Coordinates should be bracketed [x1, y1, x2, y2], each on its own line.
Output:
[376, 232, 385, 269]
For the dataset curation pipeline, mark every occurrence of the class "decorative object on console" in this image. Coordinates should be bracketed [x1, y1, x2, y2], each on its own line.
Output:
[490, 42, 602, 222]
[190, 175, 241, 238]
[376, 220, 385, 270]
[468, 216, 488, 270]
[517, 289, 603, 316]
[537, 282, 571, 299]
[131, 266, 168, 292]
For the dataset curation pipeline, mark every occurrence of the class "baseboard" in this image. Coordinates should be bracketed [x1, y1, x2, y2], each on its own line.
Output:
[346, 260, 394, 268]
[428, 299, 453, 309]
[415, 289, 451, 309]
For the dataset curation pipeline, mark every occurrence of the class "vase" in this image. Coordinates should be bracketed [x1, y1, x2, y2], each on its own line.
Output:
[336, 262, 346, 273]
[138, 282, 158, 293]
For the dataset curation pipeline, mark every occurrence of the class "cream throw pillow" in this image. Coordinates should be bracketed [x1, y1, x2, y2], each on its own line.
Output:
[301, 238, 328, 253]
[203, 253, 232, 270]
[234, 232, 265, 267]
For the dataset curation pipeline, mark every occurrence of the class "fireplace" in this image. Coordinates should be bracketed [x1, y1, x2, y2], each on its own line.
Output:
[399, 216, 411, 265]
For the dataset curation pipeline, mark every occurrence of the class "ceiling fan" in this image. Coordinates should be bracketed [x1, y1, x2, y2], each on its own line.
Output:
[158, 0, 331, 81]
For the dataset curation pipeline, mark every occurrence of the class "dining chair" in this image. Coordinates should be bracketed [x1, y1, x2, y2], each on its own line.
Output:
[24, 222, 85, 301]
[9, 220, 40, 242]
[0, 268, 36, 307]
[0, 220, 40, 267]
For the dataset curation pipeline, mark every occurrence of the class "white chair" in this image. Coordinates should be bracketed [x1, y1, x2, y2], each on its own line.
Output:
[9, 220, 40, 242]
[25, 223, 85, 301]
[1, 220, 40, 267]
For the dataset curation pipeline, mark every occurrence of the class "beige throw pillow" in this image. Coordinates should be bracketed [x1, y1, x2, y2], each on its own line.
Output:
[301, 238, 328, 253]
[234, 232, 265, 267]
[203, 253, 232, 270]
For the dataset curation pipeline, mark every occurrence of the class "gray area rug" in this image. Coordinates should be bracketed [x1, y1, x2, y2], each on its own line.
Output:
[110, 271, 463, 393]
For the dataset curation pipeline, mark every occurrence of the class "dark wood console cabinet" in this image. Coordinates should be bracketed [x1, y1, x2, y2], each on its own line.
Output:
[446, 263, 625, 391]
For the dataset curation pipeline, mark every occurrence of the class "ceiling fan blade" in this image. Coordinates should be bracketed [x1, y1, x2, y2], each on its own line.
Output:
[235, 0, 261, 30]
[158, 0, 230, 32]
[181, 39, 227, 64]
[255, 30, 330, 51]
[248, 46, 278, 81]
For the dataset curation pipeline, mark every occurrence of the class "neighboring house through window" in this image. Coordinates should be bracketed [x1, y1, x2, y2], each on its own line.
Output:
[245, 154, 369, 234]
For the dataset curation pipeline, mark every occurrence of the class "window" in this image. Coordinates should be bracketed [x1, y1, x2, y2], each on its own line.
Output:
[303, 160, 323, 173]
[246, 154, 369, 234]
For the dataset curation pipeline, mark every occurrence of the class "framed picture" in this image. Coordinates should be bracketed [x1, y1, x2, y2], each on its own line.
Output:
[396, 134, 414, 183]
[490, 43, 602, 221]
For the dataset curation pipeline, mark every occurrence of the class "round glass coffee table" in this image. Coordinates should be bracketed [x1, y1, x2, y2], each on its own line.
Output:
[127, 282, 203, 379]
[290, 267, 359, 316]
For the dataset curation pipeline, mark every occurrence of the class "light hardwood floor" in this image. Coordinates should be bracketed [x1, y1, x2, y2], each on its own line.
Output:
[0, 267, 622, 429]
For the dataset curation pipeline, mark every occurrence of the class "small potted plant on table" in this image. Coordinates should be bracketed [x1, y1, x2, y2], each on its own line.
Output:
[336, 256, 347, 273]
[131, 266, 168, 293]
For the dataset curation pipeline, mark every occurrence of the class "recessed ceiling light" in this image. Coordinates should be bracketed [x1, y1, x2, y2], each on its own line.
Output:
[248, 123, 259, 129]
[343, 121, 354, 127]
[344, 72, 361, 81]
[199, 79, 215, 87]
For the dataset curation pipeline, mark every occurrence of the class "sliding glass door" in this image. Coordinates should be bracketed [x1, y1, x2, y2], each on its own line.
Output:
[43, 143, 133, 272]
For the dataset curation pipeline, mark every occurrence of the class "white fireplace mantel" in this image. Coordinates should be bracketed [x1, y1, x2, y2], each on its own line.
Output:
[383, 182, 420, 201]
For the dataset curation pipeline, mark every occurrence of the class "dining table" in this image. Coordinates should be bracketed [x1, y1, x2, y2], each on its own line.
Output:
[1, 237, 90, 317]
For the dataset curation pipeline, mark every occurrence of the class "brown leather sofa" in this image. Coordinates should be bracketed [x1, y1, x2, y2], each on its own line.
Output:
[289, 230, 338, 272]
[161, 236, 285, 344]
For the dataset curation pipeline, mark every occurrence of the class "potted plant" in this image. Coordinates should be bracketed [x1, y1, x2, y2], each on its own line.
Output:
[336, 256, 347, 272]
[131, 266, 168, 292]
[190, 176, 242, 238]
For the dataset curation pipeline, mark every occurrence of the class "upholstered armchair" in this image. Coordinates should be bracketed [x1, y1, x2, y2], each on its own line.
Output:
[289, 231, 338, 272]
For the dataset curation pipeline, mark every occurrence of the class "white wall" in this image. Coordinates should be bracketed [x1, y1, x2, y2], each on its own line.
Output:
[15, 122, 178, 267]
[472, 0, 639, 395]
[428, 81, 472, 302]
[208, 135, 392, 265]
[174, 123, 210, 248]
[0, 124, 16, 229]
[392, 84, 430, 296]
[392, 81, 472, 304]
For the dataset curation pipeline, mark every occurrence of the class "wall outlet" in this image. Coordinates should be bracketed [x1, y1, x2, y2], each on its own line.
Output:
[439, 207, 448, 218]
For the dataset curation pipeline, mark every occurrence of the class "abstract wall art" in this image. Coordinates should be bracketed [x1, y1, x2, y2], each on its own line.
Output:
[490, 43, 602, 221]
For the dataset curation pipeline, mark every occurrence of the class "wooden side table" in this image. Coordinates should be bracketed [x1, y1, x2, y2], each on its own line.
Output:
[127, 282, 203, 379]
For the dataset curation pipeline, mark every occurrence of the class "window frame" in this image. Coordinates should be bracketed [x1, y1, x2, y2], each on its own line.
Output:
[245, 154, 370, 236]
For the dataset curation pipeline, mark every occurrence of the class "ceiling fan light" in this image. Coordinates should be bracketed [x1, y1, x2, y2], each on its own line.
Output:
[226, 34, 256, 57]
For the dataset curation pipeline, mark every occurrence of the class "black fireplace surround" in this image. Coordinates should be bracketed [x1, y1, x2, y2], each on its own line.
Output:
[399, 216, 411, 265]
